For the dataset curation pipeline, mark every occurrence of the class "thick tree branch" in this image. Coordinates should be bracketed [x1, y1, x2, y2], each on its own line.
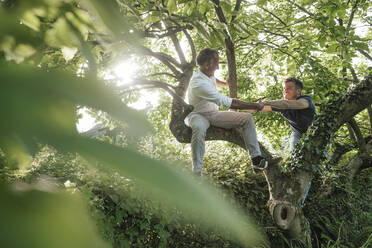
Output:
[294, 75, 372, 173]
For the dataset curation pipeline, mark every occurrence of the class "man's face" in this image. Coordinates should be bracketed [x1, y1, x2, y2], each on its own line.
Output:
[283, 81, 301, 100]
[209, 54, 219, 75]
[202, 53, 219, 77]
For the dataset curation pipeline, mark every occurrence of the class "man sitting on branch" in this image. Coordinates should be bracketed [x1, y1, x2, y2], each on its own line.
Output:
[184, 48, 268, 176]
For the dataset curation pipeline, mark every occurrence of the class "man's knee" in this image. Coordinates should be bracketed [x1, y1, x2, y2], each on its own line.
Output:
[189, 116, 210, 136]
[191, 123, 208, 137]
[241, 113, 254, 126]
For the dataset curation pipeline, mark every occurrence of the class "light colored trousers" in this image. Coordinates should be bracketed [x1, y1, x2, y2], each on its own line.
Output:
[186, 111, 261, 175]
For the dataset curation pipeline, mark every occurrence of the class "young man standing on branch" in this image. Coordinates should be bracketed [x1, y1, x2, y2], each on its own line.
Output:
[261, 78, 316, 151]
[184, 48, 268, 176]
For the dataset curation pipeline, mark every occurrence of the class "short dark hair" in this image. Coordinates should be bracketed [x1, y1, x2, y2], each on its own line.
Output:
[285, 77, 304, 89]
[196, 48, 218, 66]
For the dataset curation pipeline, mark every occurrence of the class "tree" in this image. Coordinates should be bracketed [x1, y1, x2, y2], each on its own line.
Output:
[104, 0, 372, 243]
[1, 0, 371, 246]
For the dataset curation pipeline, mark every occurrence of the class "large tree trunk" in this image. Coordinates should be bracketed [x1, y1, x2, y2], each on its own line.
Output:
[169, 75, 372, 242]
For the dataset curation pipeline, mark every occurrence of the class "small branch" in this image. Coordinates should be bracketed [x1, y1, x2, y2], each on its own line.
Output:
[285, 0, 314, 17]
[349, 139, 372, 180]
[119, 78, 176, 91]
[211, 0, 228, 24]
[258, 41, 299, 62]
[258, 6, 288, 27]
[129, 79, 187, 105]
[347, 0, 359, 31]
[183, 29, 196, 64]
[166, 20, 187, 64]
[328, 142, 353, 165]
[119, 85, 158, 95]
[262, 28, 291, 42]
[348, 118, 366, 151]
[349, 66, 359, 83]
[144, 72, 177, 79]
[356, 48, 372, 61]
[231, 0, 242, 23]
[347, 122, 358, 146]
[170, 33, 186, 64]
[143, 25, 193, 39]
[139, 46, 183, 78]
[367, 106, 372, 134]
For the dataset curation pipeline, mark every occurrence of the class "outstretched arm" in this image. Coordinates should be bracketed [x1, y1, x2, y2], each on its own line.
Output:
[262, 98, 309, 110]
[230, 99, 264, 111]
[261, 105, 273, 112]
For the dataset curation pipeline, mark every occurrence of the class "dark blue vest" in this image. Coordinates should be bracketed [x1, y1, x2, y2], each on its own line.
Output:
[272, 95, 316, 135]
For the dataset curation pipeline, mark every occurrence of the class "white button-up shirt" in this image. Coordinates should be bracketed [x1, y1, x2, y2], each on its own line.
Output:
[185, 68, 232, 125]
[187, 68, 232, 113]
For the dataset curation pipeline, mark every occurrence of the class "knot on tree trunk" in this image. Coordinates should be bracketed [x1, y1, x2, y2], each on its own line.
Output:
[270, 200, 310, 242]
[270, 200, 298, 230]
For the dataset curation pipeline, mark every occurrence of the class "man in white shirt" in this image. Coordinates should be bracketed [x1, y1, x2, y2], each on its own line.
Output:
[185, 48, 267, 176]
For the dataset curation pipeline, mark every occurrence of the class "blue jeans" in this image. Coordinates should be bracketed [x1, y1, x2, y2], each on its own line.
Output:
[289, 130, 302, 151]
[185, 111, 261, 175]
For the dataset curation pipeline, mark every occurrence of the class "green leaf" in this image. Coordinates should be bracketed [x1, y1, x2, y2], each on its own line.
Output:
[0, 185, 110, 248]
[167, 0, 177, 14]
[80, 0, 137, 42]
[0, 12, 40, 47]
[353, 41, 369, 51]
[0, 64, 150, 139]
[21, 10, 41, 31]
[193, 21, 211, 44]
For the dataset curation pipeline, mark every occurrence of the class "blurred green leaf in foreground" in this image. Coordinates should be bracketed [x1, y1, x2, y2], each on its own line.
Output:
[0, 183, 110, 248]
